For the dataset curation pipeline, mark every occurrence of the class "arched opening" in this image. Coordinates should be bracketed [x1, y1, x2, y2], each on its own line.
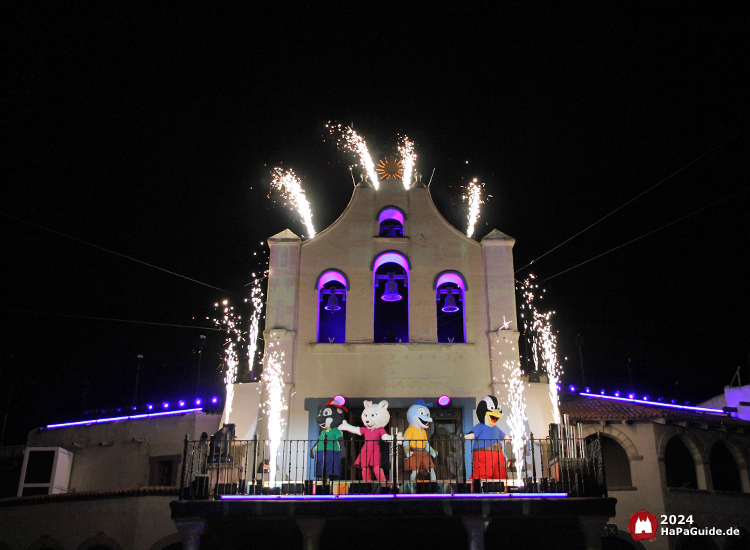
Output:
[378, 207, 405, 238]
[317, 270, 347, 343]
[665, 436, 698, 489]
[600, 436, 632, 487]
[373, 252, 409, 343]
[710, 441, 742, 492]
[434, 272, 466, 343]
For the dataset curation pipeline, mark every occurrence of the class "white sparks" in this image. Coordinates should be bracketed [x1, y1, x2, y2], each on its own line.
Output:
[262, 345, 287, 485]
[247, 278, 264, 377]
[502, 359, 527, 477]
[463, 178, 484, 237]
[520, 276, 562, 424]
[270, 167, 316, 239]
[398, 136, 416, 190]
[327, 123, 379, 189]
[214, 300, 243, 425]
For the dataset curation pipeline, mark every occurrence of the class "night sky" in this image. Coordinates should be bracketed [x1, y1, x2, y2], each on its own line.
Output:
[2, 4, 748, 444]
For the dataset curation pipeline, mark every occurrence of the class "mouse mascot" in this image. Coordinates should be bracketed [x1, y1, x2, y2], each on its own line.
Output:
[310, 397, 347, 478]
[465, 395, 508, 480]
[403, 399, 438, 481]
[340, 400, 394, 481]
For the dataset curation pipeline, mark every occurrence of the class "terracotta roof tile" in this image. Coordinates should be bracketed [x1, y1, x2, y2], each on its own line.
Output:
[560, 397, 750, 427]
[0, 486, 179, 507]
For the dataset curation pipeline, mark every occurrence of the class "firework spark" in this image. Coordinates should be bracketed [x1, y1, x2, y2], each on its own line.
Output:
[246, 278, 264, 377]
[520, 276, 562, 424]
[326, 123, 380, 189]
[463, 178, 484, 237]
[214, 300, 243, 425]
[270, 167, 316, 239]
[398, 136, 416, 190]
[502, 359, 527, 479]
[262, 344, 287, 485]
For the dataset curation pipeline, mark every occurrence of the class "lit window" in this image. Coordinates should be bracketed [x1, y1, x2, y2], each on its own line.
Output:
[434, 271, 466, 343]
[316, 270, 348, 343]
[373, 252, 409, 343]
[378, 206, 405, 238]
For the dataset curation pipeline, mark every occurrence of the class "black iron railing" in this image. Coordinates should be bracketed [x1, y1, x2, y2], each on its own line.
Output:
[179, 432, 607, 499]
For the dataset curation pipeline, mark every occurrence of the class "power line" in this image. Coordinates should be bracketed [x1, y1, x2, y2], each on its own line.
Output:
[516, 126, 749, 274]
[1, 211, 236, 295]
[542, 186, 749, 282]
[1, 308, 238, 333]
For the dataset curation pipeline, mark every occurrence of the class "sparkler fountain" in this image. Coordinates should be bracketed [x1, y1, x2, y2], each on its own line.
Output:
[398, 136, 416, 190]
[327, 123, 380, 189]
[270, 167, 316, 239]
[502, 359, 528, 481]
[464, 178, 484, 238]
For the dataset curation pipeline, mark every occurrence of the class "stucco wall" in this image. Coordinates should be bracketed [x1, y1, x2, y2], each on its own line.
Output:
[26, 412, 221, 492]
[0, 495, 178, 550]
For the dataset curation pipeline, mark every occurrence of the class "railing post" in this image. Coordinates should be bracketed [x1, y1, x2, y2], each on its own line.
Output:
[179, 434, 189, 499]
[322, 433, 328, 488]
[391, 427, 398, 494]
[597, 431, 608, 497]
[251, 433, 258, 495]
[530, 432, 536, 488]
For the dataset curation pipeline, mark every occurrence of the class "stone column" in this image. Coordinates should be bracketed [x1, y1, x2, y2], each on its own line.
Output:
[462, 517, 490, 550]
[297, 518, 326, 550]
[481, 230, 521, 405]
[175, 520, 206, 550]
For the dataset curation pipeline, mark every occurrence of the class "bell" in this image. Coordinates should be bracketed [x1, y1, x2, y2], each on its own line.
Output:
[324, 293, 341, 311]
[441, 290, 459, 313]
[386, 226, 397, 237]
[381, 275, 402, 301]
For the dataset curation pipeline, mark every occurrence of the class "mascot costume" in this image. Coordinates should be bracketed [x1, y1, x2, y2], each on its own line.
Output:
[340, 400, 393, 481]
[465, 395, 508, 480]
[403, 399, 438, 481]
[310, 397, 347, 478]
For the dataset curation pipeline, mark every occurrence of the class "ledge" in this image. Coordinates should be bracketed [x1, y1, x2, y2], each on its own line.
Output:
[306, 343, 476, 353]
[608, 486, 638, 491]
[0, 486, 179, 508]
[373, 237, 410, 243]
[666, 487, 709, 494]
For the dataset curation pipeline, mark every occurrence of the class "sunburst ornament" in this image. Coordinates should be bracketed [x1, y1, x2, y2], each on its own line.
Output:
[376, 157, 403, 180]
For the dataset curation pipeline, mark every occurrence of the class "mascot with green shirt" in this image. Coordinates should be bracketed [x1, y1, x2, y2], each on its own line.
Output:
[310, 397, 347, 478]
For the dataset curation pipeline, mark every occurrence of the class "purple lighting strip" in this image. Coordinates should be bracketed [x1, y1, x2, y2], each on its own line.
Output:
[579, 392, 723, 414]
[46, 408, 204, 429]
[220, 492, 566, 501]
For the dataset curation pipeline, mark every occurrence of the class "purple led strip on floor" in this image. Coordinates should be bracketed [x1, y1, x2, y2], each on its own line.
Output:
[579, 392, 724, 414]
[220, 492, 567, 501]
[46, 408, 204, 429]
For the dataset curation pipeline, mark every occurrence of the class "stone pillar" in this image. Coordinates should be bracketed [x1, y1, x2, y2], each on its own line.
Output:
[175, 520, 206, 550]
[462, 517, 490, 550]
[481, 230, 521, 407]
[297, 518, 326, 550]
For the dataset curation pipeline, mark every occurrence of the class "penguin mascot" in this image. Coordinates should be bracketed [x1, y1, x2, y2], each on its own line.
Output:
[310, 397, 347, 478]
[465, 395, 508, 480]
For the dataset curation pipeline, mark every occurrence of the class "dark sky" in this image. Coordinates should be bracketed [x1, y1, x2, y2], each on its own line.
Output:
[2, 4, 748, 444]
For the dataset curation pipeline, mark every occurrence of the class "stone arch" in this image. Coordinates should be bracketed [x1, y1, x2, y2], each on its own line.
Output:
[580, 424, 642, 461]
[148, 533, 182, 550]
[76, 533, 123, 550]
[705, 436, 749, 492]
[657, 427, 707, 490]
[26, 535, 66, 550]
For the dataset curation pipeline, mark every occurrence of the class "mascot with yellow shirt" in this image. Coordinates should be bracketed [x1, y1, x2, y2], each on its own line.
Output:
[403, 399, 438, 482]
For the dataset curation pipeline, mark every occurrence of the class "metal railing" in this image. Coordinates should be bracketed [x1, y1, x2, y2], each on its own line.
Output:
[179, 431, 607, 499]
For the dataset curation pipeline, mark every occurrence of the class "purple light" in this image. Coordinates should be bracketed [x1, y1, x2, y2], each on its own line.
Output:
[333, 395, 346, 407]
[378, 207, 405, 227]
[614, 391, 620, 397]
[218, 492, 558, 501]
[211, 396, 219, 404]
[642, 396, 649, 401]
[434, 272, 466, 292]
[600, 389, 605, 395]
[438, 395, 451, 407]
[316, 270, 348, 291]
[147, 404, 154, 411]
[179, 400, 186, 407]
[162, 402, 170, 409]
[585, 387, 590, 393]
[568, 385, 576, 392]
[373, 251, 409, 275]
[671, 399, 677, 404]
[579, 392, 724, 414]
[509, 493, 568, 498]
[657, 397, 664, 402]
[131, 406, 137, 411]
[45, 408, 203, 429]
[195, 398, 203, 406]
